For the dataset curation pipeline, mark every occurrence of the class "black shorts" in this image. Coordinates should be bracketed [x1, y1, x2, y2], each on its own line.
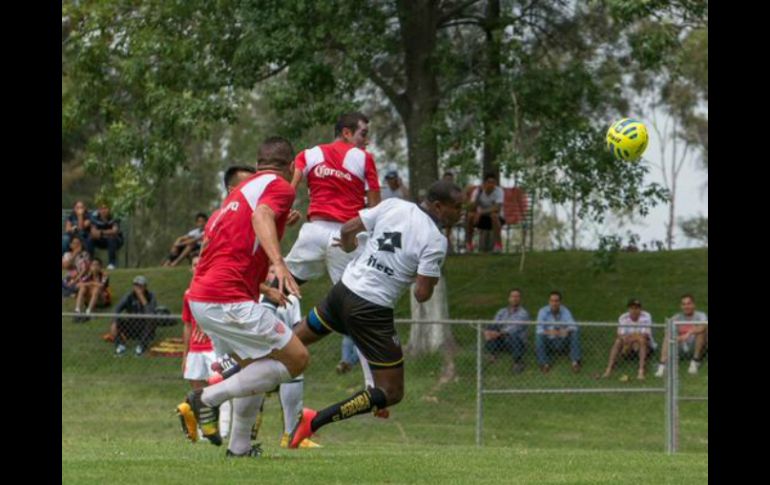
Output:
[308, 281, 403, 369]
[476, 213, 505, 230]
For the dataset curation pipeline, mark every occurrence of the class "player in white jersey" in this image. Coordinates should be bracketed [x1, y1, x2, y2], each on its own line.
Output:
[286, 181, 464, 448]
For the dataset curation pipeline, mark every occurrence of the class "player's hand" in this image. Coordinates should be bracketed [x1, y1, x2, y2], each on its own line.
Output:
[332, 237, 357, 253]
[274, 262, 301, 299]
[287, 209, 302, 226]
[263, 286, 289, 307]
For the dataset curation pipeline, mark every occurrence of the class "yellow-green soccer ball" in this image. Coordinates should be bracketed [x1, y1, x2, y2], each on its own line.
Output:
[606, 118, 649, 161]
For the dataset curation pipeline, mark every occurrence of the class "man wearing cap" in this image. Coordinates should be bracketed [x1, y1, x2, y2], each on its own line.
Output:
[381, 170, 409, 200]
[601, 299, 655, 380]
[111, 275, 159, 356]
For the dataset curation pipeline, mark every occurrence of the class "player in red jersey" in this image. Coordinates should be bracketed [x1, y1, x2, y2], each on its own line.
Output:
[262, 112, 381, 391]
[175, 137, 309, 458]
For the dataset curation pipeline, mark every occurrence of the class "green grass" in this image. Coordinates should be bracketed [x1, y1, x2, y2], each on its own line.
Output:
[62, 250, 707, 483]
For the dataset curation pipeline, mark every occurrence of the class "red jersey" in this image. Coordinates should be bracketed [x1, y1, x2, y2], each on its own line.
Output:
[182, 291, 213, 353]
[187, 172, 296, 303]
[295, 140, 380, 223]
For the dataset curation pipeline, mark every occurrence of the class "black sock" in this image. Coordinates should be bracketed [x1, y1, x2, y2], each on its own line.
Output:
[310, 387, 388, 432]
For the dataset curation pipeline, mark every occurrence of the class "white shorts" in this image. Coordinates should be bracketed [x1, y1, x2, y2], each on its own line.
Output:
[189, 300, 293, 360]
[183, 350, 217, 381]
[285, 220, 363, 284]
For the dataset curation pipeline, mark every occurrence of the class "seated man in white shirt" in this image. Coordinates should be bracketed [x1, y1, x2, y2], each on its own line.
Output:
[465, 173, 505, 253]
[601, 299, 656, 380]
[163, 212, 208, 267]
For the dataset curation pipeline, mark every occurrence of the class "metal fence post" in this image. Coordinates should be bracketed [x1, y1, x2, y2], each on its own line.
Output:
[665, 319, 679, 454]
[476, 321, 483, 447]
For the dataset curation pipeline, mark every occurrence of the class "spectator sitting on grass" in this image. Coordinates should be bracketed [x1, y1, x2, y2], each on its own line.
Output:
[601, 299, 656, 380]
[73, 258, 111, 322]
[62, 235, 91, 298]
[112, 275, 158, 357]
[162, 212, 208, 267]
[89, 204, 123, 270]
[484, 289, 530, 373]
[655, 294, 708, 377]
[535, 291, 582, 373]
[62, 200, 93, 256]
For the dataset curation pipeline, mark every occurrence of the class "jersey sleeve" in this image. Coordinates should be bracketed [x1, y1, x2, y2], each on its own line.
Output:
[364, 152, 380, 191]
[417, 235, 447, 278]
[358, 198, 394, 231]
[182, 296, 192, 325]
[258, 179, 296, 218]
[294, 150, 307, 175]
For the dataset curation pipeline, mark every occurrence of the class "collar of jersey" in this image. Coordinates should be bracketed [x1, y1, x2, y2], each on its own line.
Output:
[418, 204, 441, 228]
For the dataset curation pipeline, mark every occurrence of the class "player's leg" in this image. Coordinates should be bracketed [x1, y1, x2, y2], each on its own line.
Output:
[491, 212, 503, 252]
[225, 394, 264, 457]
[637, 335, 649, 379]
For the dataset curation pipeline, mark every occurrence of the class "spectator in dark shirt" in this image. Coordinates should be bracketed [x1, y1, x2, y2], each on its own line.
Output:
[90, 204, 123, 269]
[63, 200, 94, 255]
[112, 275, 158, 356]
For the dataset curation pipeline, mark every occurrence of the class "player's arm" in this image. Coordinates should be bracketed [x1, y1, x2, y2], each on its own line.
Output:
[366, 189, 381, 208]
[290, 167, 304, 189]
[252, 204, 301, 298]
[414, 275, 439, 303]
[182, 323, 191, 371]
[338, 216, 367, 253]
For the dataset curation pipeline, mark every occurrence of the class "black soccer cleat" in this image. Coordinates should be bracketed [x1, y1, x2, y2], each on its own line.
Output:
[225, 443, 264, 458]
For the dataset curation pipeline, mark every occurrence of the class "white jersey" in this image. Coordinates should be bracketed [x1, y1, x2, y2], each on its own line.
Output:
[341, 198, 447, 308]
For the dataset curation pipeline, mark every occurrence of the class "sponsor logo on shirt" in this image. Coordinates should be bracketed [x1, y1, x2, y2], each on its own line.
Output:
[376, 232, 402, 253]
[313, 164, 353, 181]
[366, 254, 395, 276]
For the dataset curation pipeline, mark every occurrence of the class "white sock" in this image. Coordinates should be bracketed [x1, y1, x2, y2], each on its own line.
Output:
[356, 348, 375, 388]
[279, 377, 304, 434]
[202, 359, 291, 407]
[219, 400, 232, 439]
[228, 394, 264, 455]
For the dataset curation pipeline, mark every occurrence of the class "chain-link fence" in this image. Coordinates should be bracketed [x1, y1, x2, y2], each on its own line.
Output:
[61, 312, 707, 453]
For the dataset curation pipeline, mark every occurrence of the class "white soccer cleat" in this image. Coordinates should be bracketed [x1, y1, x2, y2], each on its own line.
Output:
[654, 364, 665, 378]
[688, 360, 700, 375]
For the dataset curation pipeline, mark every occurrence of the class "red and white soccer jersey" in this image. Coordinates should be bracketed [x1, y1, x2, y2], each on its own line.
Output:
[294, 140, 380, 223]
[187, 172, 296, 303]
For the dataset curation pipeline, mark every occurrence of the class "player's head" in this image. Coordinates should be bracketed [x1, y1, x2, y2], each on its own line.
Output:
[335, 112, 369, 149]
[257, 136, 295, 181]
[509, 288, 522, 307]
[425, 180, 464, 227]
[627, 298, 642, 319]
[680, 294, 695, 316]
[73, 200, 87, 212]
[549, 291, 562, 312]
[194, 212, 208, 228]
[442, 171, 455, 183]
[482, 172, 498, 193]
[223, 165, 256, 193]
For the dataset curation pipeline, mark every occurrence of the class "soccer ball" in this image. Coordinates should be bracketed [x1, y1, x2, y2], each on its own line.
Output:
[606, 118, 649, 161]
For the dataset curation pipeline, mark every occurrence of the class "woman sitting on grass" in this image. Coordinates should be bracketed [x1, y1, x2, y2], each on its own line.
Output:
[73, 257, 111, 322]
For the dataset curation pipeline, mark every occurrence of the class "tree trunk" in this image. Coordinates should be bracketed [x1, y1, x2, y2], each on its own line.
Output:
[482, 0, 502, 179]
[397, 0, 441, 201]
[570, 197, 578, 250]
[407, 277, 458, 383]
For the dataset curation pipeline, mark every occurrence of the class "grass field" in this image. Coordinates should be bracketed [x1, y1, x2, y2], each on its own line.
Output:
[62, 250, 707, 483]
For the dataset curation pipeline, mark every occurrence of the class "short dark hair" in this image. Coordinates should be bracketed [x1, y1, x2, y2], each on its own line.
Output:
[195, 212, 208, 220]
[510, 288, 522, 295]
[443, 172, 455, 179]
[224, 165, 256, 189]
[549, 290, 562, 300]
[426, 181, 463, 204]
[484, 172, 497, 182]
[680, 293, 695, 303]
[335, 112, 369, 137]
[257, 137, 295, 170]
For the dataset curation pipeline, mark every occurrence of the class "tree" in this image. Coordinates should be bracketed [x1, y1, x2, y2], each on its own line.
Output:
[679, 215, 707, 247]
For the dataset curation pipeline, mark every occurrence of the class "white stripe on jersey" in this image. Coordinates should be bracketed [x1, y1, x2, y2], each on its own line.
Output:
[342, 147, 366, 183]
[302, 146, 325, 176]
[240, 174, 277, 211]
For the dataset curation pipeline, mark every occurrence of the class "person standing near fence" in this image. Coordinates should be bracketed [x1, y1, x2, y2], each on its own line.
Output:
[535, 291, 581, 373]
[655, 294, 708, 377]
